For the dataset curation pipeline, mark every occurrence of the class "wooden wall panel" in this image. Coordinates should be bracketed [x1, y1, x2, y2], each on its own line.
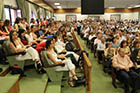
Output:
[54, 8, 140, 13]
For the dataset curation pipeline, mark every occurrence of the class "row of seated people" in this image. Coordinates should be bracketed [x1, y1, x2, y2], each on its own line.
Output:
[76, 20, 140, 93]
[0, 18, 85, 87]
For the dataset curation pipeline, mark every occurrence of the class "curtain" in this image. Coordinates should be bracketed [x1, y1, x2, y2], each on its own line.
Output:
[33, 5, 40, 19]
[0, 0, 4, 19]
[43, 8, 46, 19]
[16, 0, 30, 22]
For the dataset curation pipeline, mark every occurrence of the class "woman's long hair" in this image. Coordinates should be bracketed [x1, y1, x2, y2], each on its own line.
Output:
[45, 38, 53, 49]
[18, 29, 27, 41]
[9, 30, 16, 46]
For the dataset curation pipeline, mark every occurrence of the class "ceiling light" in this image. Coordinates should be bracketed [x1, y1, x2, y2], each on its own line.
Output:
[54, 3, 60, 5]
[128, 7, 132, 9]
[77, 7, 81, 9]
[108, 7, 115, 9]
[57, 6, 62, 9]
[134, 5, 140, 7]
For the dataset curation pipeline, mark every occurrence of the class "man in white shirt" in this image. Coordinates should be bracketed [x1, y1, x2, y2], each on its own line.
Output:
[97, 37, 106, 64]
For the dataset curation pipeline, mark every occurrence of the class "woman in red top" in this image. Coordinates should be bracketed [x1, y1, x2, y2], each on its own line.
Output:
[0, 20, 9, 36]
[18, 29, 46, 56]
[3, 19, 13, 33]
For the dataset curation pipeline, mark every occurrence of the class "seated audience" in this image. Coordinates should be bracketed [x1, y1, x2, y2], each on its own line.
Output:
[46, 39, 79, 87]
[9, 30, 46, 74]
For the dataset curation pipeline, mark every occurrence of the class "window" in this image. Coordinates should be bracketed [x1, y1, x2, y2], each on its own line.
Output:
[4, 8, 10, 20]
[4, 6, 22, 26]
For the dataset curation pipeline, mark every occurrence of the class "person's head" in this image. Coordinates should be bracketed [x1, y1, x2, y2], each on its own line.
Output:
[15, 17, 21, 24]
[10, 30, 18, 42]
[18, 29, 26, 39]
[106, 42, 112, 48]
[30, 18, 35, 23]
[4, 19, 11, 27]
[133, 40, 140, 48]
[97, 33, 102, 39]
[21, 18, 25, 24]
[0, 19, 4, 27]
[23, 17, 27, 22]
[137, 49, 140, 57]
[45, 38, 55, 49]
[101, 37, 105, 43]
[118, 48, 125, 57]
[120, 40, 128, 48]
[26, 26, 31, 34]
[40, 25, 45, 30]
[31, 25, 36, 32]
[112, 37, 117, 43]
[36, 19, 40, 24]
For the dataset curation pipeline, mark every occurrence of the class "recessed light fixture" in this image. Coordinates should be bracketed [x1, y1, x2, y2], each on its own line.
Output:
[54, 3, 60, 5]
[128, 7, 132, 9]
[57, 6, 62, 9]
[77, 7, 81, 9]
[134, 5, 140, 7]
[108, 7, 115, 9]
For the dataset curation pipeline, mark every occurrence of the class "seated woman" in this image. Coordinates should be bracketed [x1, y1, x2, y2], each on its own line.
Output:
[112, 37, 120, 49]
[18, 29, 46, 56]
[25, 26, 39, 45]
[120, 40, 131, 56]
[2, 19, 13, 33]
[46, 39, 79, 87]
[54, 35, 79, 62]
[104, 42, 116, 73]
[9, 30, 46, 74]
[14, 17, 25, 32]
[0, 20, 9, 36]
[0, 20, 9, 44]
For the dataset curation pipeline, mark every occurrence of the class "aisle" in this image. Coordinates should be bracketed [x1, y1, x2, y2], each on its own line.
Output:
[77, 34, 123, 93]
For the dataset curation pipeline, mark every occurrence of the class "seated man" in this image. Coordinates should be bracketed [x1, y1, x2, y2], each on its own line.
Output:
[112, 48, 139, 93]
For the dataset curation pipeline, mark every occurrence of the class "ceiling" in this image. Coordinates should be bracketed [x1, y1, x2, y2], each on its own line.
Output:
[44, 0, 140, 9]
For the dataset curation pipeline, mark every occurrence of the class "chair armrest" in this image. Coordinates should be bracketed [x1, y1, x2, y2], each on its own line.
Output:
[44, 63, 65, 68]
[6, 52, 26, 57]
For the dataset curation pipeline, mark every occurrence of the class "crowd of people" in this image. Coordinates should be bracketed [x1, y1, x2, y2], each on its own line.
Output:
[0, 17, 87, 87]
[1, 17, 140, 92]
[78, 19, 140, 93]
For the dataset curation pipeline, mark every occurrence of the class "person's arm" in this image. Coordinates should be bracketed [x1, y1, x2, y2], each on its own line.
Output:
[104, 48, 108, 56]
[113, 48, 116, 56]
[127, 47, 131, 56]
[47, 52, 63, 64]
[4, 26, 9, 33]
[9, 42, 25, 53]
[57, 54, 67, 59]
[14, 24, 18, 32]
[0, 30, 8, 35]
[127, 56, 134, 68]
